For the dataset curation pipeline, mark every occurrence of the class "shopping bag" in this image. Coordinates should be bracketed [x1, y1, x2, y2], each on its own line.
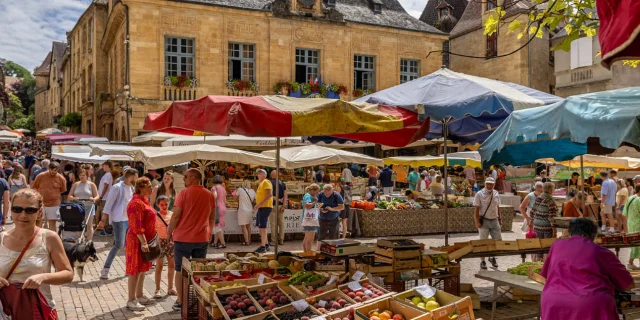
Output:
[301, 208, 320, 227]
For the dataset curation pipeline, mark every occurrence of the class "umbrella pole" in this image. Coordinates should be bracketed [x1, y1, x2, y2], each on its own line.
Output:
[443, 119, 449, 246]
[275, 137, 281, 256]
[580, 155, 586, 216]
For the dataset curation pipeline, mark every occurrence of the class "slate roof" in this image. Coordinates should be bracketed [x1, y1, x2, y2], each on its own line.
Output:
[52, 41, 68, 80]
[449, 0, 532, 38]
[34, 51, 53, 76]
[172, 0, 445, 34]
[419, 0, 468, 29]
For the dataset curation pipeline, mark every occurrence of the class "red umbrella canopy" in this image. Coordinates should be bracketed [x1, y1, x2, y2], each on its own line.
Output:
[144, 95, 429, 148]
[598, 0, 640, 69]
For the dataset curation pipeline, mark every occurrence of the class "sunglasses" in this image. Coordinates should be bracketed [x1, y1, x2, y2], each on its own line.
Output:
[11, 206, 40, 214]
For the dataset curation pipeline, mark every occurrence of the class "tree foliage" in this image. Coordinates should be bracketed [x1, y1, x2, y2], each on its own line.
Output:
[59, 112, 82, 131]
[483, 0, 639, 66]
[11, 114, 35, 133]
[4, 61, 34, 81]
[10, 78, 35, 115]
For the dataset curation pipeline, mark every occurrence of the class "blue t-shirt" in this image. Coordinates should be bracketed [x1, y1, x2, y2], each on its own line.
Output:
[407, 171, 419, 191]
[24, 155, 35, 170]
[317, 191, 344, 221]
[601, 178, 617, 206]
[379, 168, 393, 188]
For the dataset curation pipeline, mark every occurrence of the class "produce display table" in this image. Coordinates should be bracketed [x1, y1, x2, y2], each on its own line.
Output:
[356, 206, 514, 237]
[475, 271, 542, 320]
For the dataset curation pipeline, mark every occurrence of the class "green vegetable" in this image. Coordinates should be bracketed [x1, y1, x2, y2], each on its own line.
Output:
[507, 262, 543, 276]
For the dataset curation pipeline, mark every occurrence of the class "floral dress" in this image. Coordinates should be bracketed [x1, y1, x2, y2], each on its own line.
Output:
[125, 194, 157, 276]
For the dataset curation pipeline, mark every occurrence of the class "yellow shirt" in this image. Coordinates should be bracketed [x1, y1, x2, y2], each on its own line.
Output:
[256, 179, 273, 208]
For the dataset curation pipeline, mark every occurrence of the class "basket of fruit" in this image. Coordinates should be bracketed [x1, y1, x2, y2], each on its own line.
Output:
[197, 276, 274, 306]
[272, 302, 321, 320]
[337, 280, 390, 304]
[326, 306, 357, 320]
[249, 282, 295, 310]
[354, 297, 427, 320]
[291, 272, 348, 297]
[306, 289, 357, 314]
[393, 286, 460, 313]
[215, 286, 265, 320]
[184, 257, 228, 275]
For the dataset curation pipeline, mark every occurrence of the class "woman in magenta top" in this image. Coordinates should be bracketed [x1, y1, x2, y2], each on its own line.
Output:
[210, 175, 227, 249]
[541, 218, 633, 320]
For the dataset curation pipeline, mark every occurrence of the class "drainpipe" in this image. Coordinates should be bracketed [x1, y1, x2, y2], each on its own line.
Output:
[123, 2, 131, 142]
[527, 34, 531, 88]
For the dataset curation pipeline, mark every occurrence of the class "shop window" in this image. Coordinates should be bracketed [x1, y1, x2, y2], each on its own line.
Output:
[228, 43, 255, 81]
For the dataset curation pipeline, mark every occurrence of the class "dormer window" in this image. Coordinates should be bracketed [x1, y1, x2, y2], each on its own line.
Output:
[487, 0, 497, 10]
[438, 7, 449, 18]
[374, 3, 382, 13]
[326, 0, 336, 8]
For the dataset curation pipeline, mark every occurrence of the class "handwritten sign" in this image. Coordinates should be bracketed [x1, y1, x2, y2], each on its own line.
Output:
[347, 281, 363, 292]
[258, 274, 266, 284]
[230, 271, 242, 277]
[326, 275, 338, 285]
[292, 299, 310, 312]
[415, 285, 436, 298]
[352, 271, 365, 281]
[318, 300, 328, 308]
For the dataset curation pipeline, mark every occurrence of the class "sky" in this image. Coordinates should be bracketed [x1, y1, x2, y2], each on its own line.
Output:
[0, 0, 428, 74]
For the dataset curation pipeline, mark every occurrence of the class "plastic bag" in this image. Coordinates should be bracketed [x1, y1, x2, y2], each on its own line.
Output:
[301, 208, 320, 227]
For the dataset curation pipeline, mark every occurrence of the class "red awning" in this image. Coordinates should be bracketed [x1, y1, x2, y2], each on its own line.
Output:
[143, 95, 429, 148]
[597, 0, 640, 69]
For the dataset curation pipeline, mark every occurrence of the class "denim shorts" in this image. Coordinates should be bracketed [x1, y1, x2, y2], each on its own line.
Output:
[303, 225, 319, 232]
[256, 207, 272, 228]
[174, 241, 208, 271]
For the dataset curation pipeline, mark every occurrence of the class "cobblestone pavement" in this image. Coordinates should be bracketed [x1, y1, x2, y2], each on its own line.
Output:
[8, 214, 629, 319]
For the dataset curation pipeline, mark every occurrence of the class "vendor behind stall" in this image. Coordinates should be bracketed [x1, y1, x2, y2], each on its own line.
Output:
[541, 218, 633, 320]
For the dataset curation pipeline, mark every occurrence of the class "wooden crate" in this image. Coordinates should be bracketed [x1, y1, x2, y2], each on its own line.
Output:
[375, 247, 422, 260]
[430, 296, 475, 320]
[540, 238, 557, 248]
[248, 282, 296, 310]
[431, 242, 472, 261]
[355, 297, 427, 320]
[527, 266, 546, 285]
[350, 260, 394, 274]
[421, 250, 449, 268]
[337, 279, 390, 296]
[517, 239, 541, 250]
[272, 303, 321, 319]
[307, 289, 357, 314]
[459, 284, 480, 310]
[394, 288, 461, 311]
[495, 241, 519, 251]
[213, 286, 265, 320]
[500, 287, 540, 301]
[183, 257, 228, 275]
[470, 240, 496, 253]
[394, 257, 421, 271]
[199, 277, 273, 306]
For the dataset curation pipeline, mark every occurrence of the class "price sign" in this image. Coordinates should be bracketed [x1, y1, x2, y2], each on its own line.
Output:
[352, 271, 365, 281]
[318, 300, 328, 308]
[415, 285, 436, 299]
[292, 299, 310, 312]
[347, 281, 363, 292]
[230, 270, 242, 277]
[326, 275, 338, 285]
[258, 274, 266, 284]
[316, 317, 327, 320]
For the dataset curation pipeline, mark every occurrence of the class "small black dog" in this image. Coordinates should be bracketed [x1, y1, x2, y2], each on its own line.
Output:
[62, 239, 97, 282]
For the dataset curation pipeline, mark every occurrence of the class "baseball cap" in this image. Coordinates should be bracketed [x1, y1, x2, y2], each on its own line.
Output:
[485, 177, 496, 184]
[634, 175, 640, 181]
[123, 165, 131, 171]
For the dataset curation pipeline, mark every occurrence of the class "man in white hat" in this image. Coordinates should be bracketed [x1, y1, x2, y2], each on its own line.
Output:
[474, 177, 502, 270]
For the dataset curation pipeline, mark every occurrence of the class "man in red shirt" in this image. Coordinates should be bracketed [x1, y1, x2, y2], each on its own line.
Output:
[167, 168, 216, 311]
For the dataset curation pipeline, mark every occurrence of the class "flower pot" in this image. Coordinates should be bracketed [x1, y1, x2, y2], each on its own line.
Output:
[327, 91, 339, 99]
[289, 90, 301, 98]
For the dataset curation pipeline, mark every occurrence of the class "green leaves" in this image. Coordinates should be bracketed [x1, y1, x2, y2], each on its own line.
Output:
[59, 112, 82, 130]
[507, 19, 524, 34]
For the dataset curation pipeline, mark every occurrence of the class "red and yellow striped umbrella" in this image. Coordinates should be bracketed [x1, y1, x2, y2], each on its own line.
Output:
[144, 95, 429, 148]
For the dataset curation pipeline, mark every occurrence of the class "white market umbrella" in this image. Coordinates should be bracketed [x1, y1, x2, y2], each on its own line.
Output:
[37, 128, 62, 134]
[90, 144, 276, 169]
[261, 145, 383, 169]
[14, 128, 30, 133]
[132, 131, 182, 145]
[0, 130, 19, 138]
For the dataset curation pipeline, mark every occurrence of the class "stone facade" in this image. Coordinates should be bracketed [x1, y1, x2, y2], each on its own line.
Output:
[553, 34, 640, 98]
[61, 1, 109, 135]
[449, 16, 553, 93]
[100, 0, 447, 140]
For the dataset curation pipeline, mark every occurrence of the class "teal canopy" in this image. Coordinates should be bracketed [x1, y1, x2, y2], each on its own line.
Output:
[479, 88, 640, 167]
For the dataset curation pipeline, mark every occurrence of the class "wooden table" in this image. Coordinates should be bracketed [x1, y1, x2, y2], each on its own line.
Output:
[475, 271, 543, 320]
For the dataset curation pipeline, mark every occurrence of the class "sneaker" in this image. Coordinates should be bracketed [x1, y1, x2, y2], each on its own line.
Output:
[265, 244, 271, 252]
[172, 301, 182, 311]
[100, 268, 109, 280]
[489, 257, 499, 268]
[127, 300, 146, 311]
[137, 296, 154, 305]
[255, 246, 266, 253]
[601, 225, 607, 232]
[628, 264, 639, 270]
[480, 261, 487, 270]
[609, 228, 616, 234]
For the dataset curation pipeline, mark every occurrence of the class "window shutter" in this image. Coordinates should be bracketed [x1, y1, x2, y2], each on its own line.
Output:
[570, 39, 579, 69]
[578, 37, 593, 67]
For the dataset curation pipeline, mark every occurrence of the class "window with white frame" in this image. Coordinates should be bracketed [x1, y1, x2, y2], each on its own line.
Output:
[165, 37, 195, 78]
[354, 55, 375, 90]
[570, 37, 593, 69]
[295, 49, 319, 83]
[228, 43, 255, 81]
[400, 59, 420, 84]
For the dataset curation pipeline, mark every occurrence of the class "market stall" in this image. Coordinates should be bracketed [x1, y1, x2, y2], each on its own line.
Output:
[51, 144, 133, 164]
[162, 134, 375, 150]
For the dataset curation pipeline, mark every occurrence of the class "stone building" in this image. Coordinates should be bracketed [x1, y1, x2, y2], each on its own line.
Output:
[445, 0, 554, 93]
[99, 0, 447, 141]
[60, 0, 109, 135]
[419, 0, 468, 33]
[552, 31, 640, 97]
[34, 42, 67, 131]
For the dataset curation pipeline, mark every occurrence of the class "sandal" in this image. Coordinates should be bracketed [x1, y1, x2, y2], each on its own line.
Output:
[167, 289, 177, 296]
[217, 244, 227, 249]
[154, 290, 163, 299]
[241, 242, 251, 246]
[209, 242, 219, 248]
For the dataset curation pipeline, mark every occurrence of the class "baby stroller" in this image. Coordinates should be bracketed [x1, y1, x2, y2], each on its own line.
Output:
[58, 201, 96, 281]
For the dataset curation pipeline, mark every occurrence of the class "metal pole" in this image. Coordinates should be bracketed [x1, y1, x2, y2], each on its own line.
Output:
[274, 137, 281, 255]
[580, 155, 586, 216]
[443, 119, 449, 246]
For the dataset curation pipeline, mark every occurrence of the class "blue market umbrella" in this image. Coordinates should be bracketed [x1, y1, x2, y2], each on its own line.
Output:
[479, 87, 640, 167]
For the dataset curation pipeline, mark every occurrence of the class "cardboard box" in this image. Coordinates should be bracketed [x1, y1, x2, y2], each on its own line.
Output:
[459, 284, 480, 310]
[494, 241, 519, 251]
[430, 296, 475, 320]
[421, 250, 450, 268]
[517, 238, 541, 250]
[375, 247, 422, 259]
[355, 297, 427, 320]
